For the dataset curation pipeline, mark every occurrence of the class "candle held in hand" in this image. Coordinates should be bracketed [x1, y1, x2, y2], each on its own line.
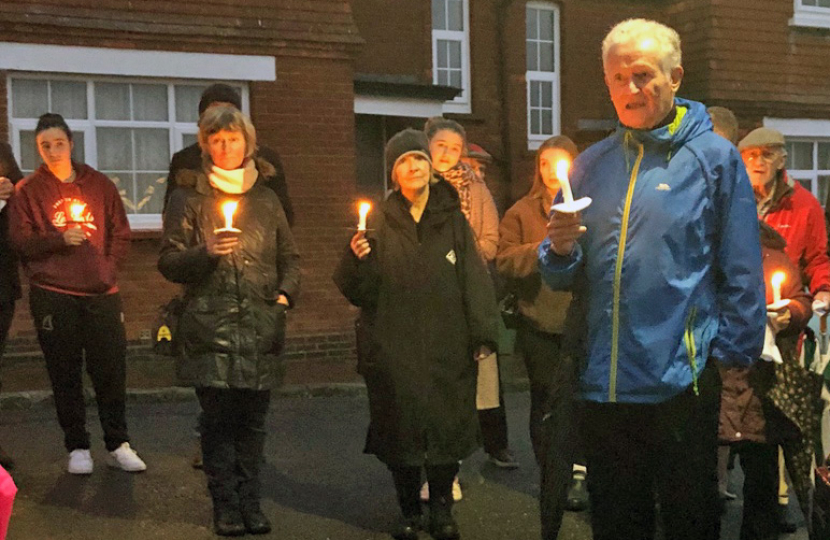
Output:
[222, 201, 238, 231]
[70, 203, 85, 224]
[556, 160, 574, 204]
[771, 271, 785, 304]
[358, 201, 371, 231]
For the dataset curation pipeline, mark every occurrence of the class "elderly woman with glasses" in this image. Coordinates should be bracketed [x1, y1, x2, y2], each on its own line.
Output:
[159, 105, 300, 536]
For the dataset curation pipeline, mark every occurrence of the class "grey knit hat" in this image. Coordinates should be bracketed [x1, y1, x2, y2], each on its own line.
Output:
[738, 127, 785, 151]
[385, 129, 432, 179]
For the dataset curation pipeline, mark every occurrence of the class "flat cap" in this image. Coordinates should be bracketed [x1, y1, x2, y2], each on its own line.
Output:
[738, 127, 785, 151]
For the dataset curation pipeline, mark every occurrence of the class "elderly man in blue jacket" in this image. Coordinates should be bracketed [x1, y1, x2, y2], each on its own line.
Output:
[539, 19, 765, 540]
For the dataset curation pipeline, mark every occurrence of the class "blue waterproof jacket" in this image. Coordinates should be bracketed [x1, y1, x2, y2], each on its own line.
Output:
[539, 98, 765, 404]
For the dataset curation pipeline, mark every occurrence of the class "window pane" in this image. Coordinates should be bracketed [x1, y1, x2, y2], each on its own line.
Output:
[438, 40, 449, 68]
[447, 0, 463, 31]
[182, 133, 198, 149]
[96, 83, 131, 120]
[530, 109, 540, 135]
[19, 131, 39, 171]
[51, 81, 88, 120]
[541, 81, 553, 107]
[106, 173, 136, 214]
[801, 0, 817, 6]
[450, 70, 462, 89]
[432, 0, 446, 30]
[134, 173, 167, 214]
[526, 8, 538, 40]
[448, 40, 462, 69]
[133, 84, 168, 121]
[819, 175, 830, 208]
[12, 79, 48, 118]
[437, 69, 449, 86]
[820, 0, 830, 7]
[542, 110, 553, 135]
[787, 141, 813, 170]
[530, 81, 541, 107]
[176, 86, 206, 122]
[818, 142, 830, 170]
[134, 129, 170, 170]
[97, 128, 132, 170]
[539, 9, 554, 41]
[527, 42, 538, 71]
[796, 178, 814, 194]
[71, 132, 86, 165]
[540, 42, 555, 72]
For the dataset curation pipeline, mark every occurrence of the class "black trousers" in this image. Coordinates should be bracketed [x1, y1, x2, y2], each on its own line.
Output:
[197, 387, 271, 509]
[516, 323, 577, 540]
[734, 441, 779, 540]
[390, 462, 459, 517]
[0, 300, 14, 394]
[582, 360, 722, 540]
[29, 287, 129, 452]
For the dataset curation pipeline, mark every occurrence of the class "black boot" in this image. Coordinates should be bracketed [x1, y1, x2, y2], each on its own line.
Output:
[240, 501, 271, 535]
[429, 496, 460, 540]
[0, 444, 14, 471]
[236, 420, 270, 534]
[392, 514, 422, 540]
[389, 466, 424, 540]
[213, 499, 246, 537]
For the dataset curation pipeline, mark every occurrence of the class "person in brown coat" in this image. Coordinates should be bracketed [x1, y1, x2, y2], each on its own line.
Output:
[718, 221, 811, 540]
[496, 135, 580, 540]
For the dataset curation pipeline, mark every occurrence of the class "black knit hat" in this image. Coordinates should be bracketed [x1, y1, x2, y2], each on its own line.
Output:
[385, 128, 432, 179]
[198, 84, 242, 116]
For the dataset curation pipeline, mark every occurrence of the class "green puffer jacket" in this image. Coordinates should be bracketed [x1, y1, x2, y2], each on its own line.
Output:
[158, 158, 300, 390]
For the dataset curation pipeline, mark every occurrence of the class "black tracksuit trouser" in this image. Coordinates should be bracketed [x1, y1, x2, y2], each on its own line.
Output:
[582, 360, 722, 540]
[29, 286, 129, 452]
[516, 323, 578, 540]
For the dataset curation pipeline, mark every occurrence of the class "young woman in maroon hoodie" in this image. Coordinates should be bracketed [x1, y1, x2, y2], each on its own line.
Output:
[9, 113, 145, 475]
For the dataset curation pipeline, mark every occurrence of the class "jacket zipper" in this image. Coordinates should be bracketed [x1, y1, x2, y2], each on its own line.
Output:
[610, 138, 644, 402]
[684, 307, 700, 396]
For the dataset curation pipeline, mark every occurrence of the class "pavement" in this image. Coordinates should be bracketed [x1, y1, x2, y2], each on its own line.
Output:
[0, 391, 811, 540]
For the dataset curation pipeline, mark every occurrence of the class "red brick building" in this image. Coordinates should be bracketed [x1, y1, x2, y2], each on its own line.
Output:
[2, 0, 829, 389]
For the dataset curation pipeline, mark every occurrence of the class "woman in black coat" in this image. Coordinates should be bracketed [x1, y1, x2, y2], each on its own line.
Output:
[159, 105, 300, 537]
[334, 128, 500, 540]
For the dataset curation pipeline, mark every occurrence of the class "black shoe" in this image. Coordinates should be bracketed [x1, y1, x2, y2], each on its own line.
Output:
[241, 505, 272, 535]
[487, 449, 519, 470]
[0, 444, 14, 471]
[429, 498, 460, 540]
[392, 514, 422, 540]
[565, 476, 589, 512]
[213, 505, 246, 537]
[777, 504, 797, 534]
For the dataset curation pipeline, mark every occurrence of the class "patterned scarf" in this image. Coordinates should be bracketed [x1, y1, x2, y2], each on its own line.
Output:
[439, 161, 477, 221]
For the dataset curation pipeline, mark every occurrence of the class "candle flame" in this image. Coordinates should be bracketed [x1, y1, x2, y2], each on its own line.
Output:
[223, 201, 238, 221]
[556, 159, 570, 181]
[359, 202, 371, 219]
[771, 271, 785, 288]
[70, 203, 85, 222]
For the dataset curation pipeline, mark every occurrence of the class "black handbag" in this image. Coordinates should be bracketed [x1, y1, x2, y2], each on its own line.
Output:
[499, 291, 520, 330]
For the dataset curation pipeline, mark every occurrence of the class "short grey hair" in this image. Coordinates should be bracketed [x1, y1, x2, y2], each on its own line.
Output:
[198, 104, 257, 160]
[602, 19, 682, 74]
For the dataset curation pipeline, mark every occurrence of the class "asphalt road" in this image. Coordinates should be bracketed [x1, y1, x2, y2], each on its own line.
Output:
[0, 392, 809, 540]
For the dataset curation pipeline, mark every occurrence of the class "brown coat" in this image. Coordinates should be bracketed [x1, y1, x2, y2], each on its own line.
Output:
[496, 189, 571, 334]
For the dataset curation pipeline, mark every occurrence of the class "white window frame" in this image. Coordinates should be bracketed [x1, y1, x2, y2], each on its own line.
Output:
[790, 0, 830, 29]
[432, 0, 472, 115]
[526, 2, 561, 150]
[2, 42, 275, 231]
[764, 117, 830, 206]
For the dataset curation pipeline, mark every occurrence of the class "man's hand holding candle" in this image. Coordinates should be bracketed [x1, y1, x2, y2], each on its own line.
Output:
[350, 231, 371, 260]
[547, 211, 586, 256]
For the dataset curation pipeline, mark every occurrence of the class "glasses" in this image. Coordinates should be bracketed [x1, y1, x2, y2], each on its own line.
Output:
[741, 149, 780, 163]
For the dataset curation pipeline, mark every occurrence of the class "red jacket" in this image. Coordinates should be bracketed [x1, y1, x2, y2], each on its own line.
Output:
[761, 173, 830, 295]
[9, 163, 130, 295]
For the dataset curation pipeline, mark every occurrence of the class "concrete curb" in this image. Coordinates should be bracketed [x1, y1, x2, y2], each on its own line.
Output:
[1, 379, 530, 409]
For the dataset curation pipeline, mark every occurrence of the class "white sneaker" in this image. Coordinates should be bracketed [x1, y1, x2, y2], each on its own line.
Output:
[452, 476, 463, 502]
[106, 443, 147, 472]
[67, 449, 93, 475]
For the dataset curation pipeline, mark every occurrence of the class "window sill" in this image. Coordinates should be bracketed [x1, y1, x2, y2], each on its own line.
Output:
[790, 11, 830, 30]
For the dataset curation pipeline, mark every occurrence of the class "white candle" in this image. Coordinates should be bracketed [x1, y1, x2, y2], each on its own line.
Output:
[222, 201, 238, 231]
[70, 203, 85, 223]
[358, 202, 371, 231]
[771, 271, 785, 304]
[556, 160, 574, 205]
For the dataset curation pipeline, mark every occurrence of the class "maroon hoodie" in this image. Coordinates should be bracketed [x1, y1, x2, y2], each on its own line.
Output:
[9, 163, 130, 295]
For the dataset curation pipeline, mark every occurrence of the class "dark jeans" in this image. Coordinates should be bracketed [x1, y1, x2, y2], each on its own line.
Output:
[197, 387, 271, 509]
[29, 287, 129, 452]
[582, 360, 722, 540]
[0, 300, 14, 394]
[516, 323, 577, 540]
[390, 462, 459, 517]
[734, 441, 779, 540]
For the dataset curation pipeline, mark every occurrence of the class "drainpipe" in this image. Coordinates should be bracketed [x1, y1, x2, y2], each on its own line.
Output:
[496, 0, 515, 207]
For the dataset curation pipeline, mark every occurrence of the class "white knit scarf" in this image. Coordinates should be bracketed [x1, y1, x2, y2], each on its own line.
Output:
[208, 159, 259, 194]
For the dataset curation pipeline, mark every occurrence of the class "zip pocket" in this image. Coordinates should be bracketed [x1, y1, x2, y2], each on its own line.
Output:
[684, 306, 700, 396]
